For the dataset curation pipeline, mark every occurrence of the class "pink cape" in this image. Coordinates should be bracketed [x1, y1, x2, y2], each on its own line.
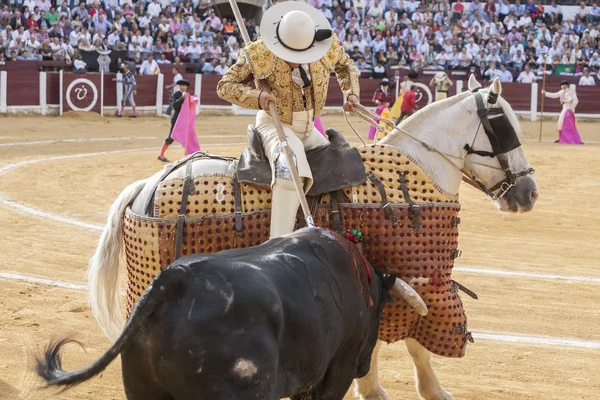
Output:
[559, 110, 584, 144]
[171, 95, 201, 155]
[314, 116, 326, 137]
[368, 103, 388, 140]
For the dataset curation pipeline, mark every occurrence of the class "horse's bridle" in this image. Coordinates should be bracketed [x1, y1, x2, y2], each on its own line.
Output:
[459, 90, 535, 200]
[349, 90, 535, 201]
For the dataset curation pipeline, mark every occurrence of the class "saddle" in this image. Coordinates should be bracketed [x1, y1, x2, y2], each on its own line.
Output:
[236, 125, 367, 196]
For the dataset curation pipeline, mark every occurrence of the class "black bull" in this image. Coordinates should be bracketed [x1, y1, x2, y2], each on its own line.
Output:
[37, 228, 404, 400]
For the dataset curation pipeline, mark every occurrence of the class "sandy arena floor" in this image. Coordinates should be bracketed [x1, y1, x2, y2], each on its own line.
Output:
[0, 112, 599, 400]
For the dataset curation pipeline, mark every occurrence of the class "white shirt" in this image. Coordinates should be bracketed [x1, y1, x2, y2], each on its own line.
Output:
[498, 69, 513, 83]
[74, 59, 87, 69]
[516, 71, 536, 83]
[140, 59, 159, 75]
[578, 75, 596, 86]
[147, 2, 162, 18]
[215, 64, 229, 75]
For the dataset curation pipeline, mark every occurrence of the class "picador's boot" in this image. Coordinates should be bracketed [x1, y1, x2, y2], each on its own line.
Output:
[269, 178, 301, 239]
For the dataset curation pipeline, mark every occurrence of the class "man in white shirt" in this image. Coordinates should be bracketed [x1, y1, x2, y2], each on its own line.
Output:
[140, 54, 159, 75]
[147, 0, 162, 18]
[509, 41, 524, 57]
[458, 47, 473, 69]
[545, 0, 563, 22]
[368, 0, 383, 18]
[187, 39, 202, 63]
[352, 35, 369, 54]
[465, 38, 480, 56]
[485, 48, 502, 65]
[590, 3, 600, 24]
[215, 58, 229, 75]
[590, 53, 600, 68]
[435, 49, 449, 67]
[497, 64, 514, 82]
[518, 10, 532, 28]
[578, 68, 596, 86]
[370, 34, 386, 53]
[512, 50, 527, 72]
[162, 67, 183, 117]
[516, 65, 536, 83]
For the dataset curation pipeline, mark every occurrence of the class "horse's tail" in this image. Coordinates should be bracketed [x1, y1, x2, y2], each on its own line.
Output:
[87, 179, 147, 342]
[38, 264, 191, 390]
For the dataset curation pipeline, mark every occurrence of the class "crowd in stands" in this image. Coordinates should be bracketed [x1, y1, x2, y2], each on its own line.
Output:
[0, 0, 600, 86]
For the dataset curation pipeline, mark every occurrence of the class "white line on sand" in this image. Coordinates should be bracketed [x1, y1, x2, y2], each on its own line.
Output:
[2, 146, 600, 284]
[0, 137, 159, 147]
[2, 271, 599, 349]
[0, 136, 249, 147]
[454, 266, 600, 284]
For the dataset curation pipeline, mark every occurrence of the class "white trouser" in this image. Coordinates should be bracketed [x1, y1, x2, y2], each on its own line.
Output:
[255, 110, 328, 237]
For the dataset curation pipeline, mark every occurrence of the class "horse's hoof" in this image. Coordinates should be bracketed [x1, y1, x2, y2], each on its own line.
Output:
[418, 389, 453, 400]
[354, 387, 388, 400]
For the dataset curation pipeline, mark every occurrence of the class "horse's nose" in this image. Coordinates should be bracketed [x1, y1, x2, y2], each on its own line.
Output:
[530, 189, 539, 204]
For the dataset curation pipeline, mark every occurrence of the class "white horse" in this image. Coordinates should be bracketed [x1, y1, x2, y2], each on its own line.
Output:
[353, 76, 537, 400]
[87, 76, 537, 400]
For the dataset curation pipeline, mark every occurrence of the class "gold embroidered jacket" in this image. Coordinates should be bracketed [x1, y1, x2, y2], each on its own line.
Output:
[216, 34, 360, 125]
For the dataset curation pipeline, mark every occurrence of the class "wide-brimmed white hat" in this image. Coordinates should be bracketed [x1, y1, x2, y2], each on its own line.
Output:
[434, 71, 448, 81]
[260, 1, 333, 64]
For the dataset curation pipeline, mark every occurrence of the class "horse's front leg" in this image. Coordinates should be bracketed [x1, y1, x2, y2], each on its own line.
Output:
[353, 340, 387, 400]
[405, 338, 453, 400]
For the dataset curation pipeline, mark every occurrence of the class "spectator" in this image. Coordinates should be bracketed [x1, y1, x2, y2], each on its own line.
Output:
[201, 58, 217, 74]
[140, 54, 159, 75]
[517, 64, 536, 83]
[578, 68, 596, 85]
[498, 64, 514, 82]
[215, 57, 229, 75]
[590, 3, 600, 25]
[576, 2, 589, 24]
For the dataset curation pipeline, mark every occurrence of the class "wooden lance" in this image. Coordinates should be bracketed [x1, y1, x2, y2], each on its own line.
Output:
[539, 55, 548, 142]
[228, 0, 315, 228]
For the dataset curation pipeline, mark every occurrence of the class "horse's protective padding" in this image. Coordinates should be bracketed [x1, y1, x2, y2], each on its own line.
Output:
[123, 144, 469, 358]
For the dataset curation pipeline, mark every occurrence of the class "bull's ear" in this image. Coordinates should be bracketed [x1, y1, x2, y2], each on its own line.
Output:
[468, 74, 481, 91]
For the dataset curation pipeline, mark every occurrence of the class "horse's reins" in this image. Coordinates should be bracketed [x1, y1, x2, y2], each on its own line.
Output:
[346, 94, 534, 200]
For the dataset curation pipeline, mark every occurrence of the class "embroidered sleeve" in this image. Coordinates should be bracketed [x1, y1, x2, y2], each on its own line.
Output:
[544, 89, 562, 99]
[216, 51, 261, 110]
[329, 39, 360, 100]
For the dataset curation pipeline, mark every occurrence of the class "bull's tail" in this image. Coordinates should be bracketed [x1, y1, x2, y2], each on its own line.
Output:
[38, 265, 190, 390]
[87, 179, 147, 342]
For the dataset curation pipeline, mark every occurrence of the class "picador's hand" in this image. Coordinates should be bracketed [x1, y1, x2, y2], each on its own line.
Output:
[343, 94, 360, 112]
[259, 91, 277, 112]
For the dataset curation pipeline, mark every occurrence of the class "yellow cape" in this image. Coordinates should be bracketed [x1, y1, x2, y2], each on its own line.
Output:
[391, 91, 403, 119]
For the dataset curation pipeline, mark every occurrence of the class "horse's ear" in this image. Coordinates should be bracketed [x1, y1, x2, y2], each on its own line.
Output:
[490, 77, 503, 97]
[468, 74, 481, 91]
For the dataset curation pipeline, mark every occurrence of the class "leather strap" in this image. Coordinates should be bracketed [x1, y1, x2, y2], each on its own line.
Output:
[398, 172, 421, 231]
[232, 175, 243, 235]
[451, 280, 479, 300]
[331, 191, 341, 232]
[367, 172, 398, 225]
[144, 151, 235, 216]
[174, 159, 194, 260]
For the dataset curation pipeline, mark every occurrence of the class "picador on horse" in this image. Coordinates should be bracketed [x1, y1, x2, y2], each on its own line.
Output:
[216, 1, 361, 238]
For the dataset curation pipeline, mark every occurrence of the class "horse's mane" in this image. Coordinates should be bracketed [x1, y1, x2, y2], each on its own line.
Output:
[393, 90, 471, 134]
[392, 87, 523, 138]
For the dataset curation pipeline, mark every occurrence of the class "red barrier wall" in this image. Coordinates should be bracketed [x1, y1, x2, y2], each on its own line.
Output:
[7, 72, 39, 106]
[2, 71, 599, 115]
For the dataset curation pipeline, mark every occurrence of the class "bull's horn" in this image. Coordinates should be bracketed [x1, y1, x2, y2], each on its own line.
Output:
[390, 278, 428, 316]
